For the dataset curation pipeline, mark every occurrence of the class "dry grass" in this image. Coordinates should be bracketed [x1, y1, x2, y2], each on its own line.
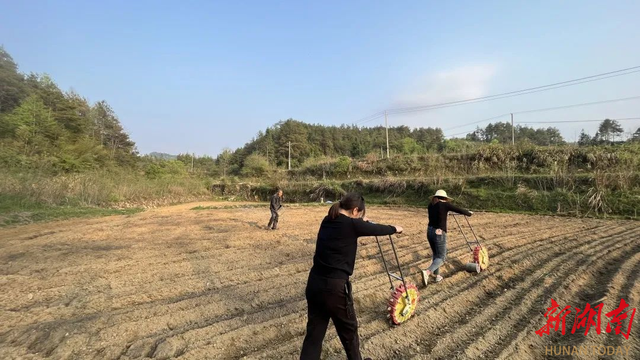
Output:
[0, 170, 211, 209]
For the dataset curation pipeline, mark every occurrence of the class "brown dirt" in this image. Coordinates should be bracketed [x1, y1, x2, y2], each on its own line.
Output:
[0, 202, 638, 359]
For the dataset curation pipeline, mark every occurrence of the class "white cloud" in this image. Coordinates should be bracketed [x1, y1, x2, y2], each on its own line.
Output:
[395, 64, 497, 107]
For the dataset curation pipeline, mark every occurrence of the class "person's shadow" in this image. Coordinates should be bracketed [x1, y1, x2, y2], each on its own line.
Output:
[247, 221, 269, 230]
[446, 258, 466, 275]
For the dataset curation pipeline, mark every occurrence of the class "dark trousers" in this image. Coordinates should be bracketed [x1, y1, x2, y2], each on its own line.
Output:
[300, 272, 361, 360]
[426, 226, 447, 275]
[267, 210, 279, 229]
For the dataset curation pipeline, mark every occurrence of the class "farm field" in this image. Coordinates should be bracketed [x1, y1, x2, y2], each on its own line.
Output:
[0, 202, 638, 359]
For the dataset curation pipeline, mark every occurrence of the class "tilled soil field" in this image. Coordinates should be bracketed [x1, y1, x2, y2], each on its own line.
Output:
[0, 202, 638, 359]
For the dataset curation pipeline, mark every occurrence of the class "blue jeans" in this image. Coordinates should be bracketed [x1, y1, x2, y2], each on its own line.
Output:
[426, 226, 447, 276]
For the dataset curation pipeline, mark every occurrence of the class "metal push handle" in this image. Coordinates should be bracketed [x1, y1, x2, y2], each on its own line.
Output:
[451, 213, 481, 250]
[375, 235, 412, 304]
[388, 235, 409, 294]
[451, 213, 474, 252]
[464, 215, 481, 245]
[375, 236, 394, 290]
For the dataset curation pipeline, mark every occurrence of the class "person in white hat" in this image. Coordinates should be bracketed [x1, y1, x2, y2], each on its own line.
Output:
[421, 189, 473, 286]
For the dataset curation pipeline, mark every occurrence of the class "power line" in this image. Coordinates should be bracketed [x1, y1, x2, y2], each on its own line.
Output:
[443, 95, 640, 135]
[445, 117, 640, 138]
[513, 95, 640, 115]
[354, 111, 385, 125]
[394, 71, 640, 116]
[517, 117, 640, 124]
[386, 68, 640, 116]
[356, 112, 385, 126]
[446, 129, 481, 138]
[443, 113, 510, 131]
[354, 65, 640, 124]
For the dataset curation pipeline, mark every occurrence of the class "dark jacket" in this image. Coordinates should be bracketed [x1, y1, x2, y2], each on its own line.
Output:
[311, 214, 397, 279]
[270, 194, 282, 212]
[428, 201, 471, 233]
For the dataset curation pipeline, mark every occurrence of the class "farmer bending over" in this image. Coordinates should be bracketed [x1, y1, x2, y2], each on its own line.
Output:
[421, 189, 473, 286]
[267, 189, 283, 230]
[300, 193, 403, 360]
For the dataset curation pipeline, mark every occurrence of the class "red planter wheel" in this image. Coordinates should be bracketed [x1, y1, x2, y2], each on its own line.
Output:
[387, 283, 419, 325]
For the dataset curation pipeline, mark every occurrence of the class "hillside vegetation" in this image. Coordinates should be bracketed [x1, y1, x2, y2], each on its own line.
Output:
[1, 46, 638, 225]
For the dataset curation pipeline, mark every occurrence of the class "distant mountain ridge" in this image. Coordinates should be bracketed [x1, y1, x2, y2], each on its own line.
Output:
[148, 152, 177, 160]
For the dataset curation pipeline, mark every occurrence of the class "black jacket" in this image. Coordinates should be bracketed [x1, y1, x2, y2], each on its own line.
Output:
[270, 194, 282, 212]
[311, 214, 397, 279]
[428, 201, 471, 232]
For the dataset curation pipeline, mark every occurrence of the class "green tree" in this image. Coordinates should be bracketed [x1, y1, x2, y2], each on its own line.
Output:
[595, 119, 624, 143]
[90, 101, 136, 163]
[217, 148, 233, 177]
[631, 127, 640, 143]
[0, 46, 26, 114]
[56, 137, 110, 172]
[466, 127, 484, 142]
[464, 122, 564, 145]
[177, 153, 196, 172]
[1, 95, 62, 155]
[144, 160, 187, 179]
[24, 74, 93, 136]
[0, 46, 138, 172]
[275, 119, 310, 167]
[413, 127, 444, 152]
[334, 156, 351, 176]
[242, 154, 269, 177]
[400, 137, 421, 155]
[577, 129, 592, 146]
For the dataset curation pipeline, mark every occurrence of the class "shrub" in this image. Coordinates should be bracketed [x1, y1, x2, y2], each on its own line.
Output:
[241, 154, 270, 177]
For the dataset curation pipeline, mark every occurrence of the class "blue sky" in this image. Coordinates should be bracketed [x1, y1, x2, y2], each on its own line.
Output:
[2, 0, 640, 155]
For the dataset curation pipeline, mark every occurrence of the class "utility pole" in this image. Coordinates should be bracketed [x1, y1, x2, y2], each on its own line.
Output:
[511, 113, 515, 145]
[191, 152, 195, 173]
[385, 111, 390, 158]
[288, 141, 291, 170]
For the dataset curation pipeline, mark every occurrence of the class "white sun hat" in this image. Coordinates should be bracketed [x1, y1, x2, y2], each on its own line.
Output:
[433, 189, 452, 199]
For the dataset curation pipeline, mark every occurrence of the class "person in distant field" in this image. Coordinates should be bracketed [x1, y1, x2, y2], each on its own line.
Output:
[421, 189, 473, 286]
[300, 193, 403, 360]
[267, 189, 283, 230]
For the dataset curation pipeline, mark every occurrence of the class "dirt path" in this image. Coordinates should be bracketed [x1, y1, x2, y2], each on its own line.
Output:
[0, 202, 638, 359]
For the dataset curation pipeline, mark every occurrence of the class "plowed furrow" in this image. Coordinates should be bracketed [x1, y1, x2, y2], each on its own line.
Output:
[397, 227, 639, 359]
[492, 230, 640, 360]
[459, 233, 640, 359]
[244, 224, 617, 358]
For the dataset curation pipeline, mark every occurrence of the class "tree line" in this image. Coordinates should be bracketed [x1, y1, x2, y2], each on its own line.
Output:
[222, 119, 445, 172]
[3, 45, 638, 179]
[0, 46, 136, 172]
[577, 119, 640, 145]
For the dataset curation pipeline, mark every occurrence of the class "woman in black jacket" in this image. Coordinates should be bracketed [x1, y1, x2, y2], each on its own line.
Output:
[300, 193, 403, 360]
[421, 189, 472, 286]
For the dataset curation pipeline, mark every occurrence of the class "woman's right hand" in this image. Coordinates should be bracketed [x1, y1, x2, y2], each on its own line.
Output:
[394, 225, 404, 234]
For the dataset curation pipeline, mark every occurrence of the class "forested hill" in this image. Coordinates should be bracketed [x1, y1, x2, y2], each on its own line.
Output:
[225, 118, 572, 169]
[225, 119, 444, 168]
[0, 46, 136, 172]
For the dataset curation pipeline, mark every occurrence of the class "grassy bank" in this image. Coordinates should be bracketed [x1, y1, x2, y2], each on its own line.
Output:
[0, 169, 213, 226]
[0, 194, 143, 227]
[211, 175, 640, 219]
[2, 166, 638, 227]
